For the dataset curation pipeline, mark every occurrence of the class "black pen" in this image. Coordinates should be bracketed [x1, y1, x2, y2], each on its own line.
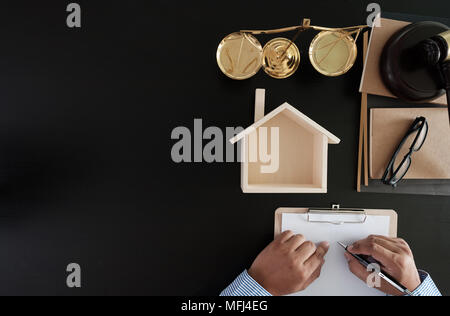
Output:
[338, 242, 413, 295]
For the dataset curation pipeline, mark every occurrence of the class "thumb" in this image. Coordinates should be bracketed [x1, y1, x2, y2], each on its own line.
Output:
[316, 241, 330, 257]
[345, 252, 370, 282]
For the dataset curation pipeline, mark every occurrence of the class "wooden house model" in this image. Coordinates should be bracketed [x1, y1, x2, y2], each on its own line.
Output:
[230, 89, 340, 193]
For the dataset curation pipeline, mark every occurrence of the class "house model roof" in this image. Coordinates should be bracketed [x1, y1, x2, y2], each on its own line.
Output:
[229, 102, 341, 145]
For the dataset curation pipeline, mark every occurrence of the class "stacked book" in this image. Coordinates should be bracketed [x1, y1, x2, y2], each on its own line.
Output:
[357, 13, 450, 196]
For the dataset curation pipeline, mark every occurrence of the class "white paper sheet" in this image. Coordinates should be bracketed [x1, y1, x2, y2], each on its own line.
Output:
[281, 213, 391, 296]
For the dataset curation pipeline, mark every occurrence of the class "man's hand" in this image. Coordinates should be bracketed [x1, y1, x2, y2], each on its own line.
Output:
[248, 230, 329, 296]
[345, 235, 421, 295]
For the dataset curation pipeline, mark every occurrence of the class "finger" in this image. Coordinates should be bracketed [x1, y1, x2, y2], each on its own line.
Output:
[367, 235, 396, 242]
[366, 235, 411, 252]
[304, 242, 329, 270]
[345, 252, 370, 282]
[277, 230, 294, 243]
[370, 235, 406, 246]
[285, 234, 306, 251]
[348, 238, 396, 267]
[394, 238, 413, 255]
[365, 235, 404, 254]
[295, 241, 316, 262]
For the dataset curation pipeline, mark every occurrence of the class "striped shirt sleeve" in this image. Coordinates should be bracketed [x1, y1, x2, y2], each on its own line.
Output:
[409, 270, 441, 296]
[220, 270, 272, 296]
[220, 270, 442, 296]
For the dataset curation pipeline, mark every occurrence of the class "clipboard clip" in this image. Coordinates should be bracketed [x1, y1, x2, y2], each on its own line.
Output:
[307, 204, 367, 225]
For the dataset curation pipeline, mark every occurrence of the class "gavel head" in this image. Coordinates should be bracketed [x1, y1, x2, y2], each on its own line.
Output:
[419, 30, 450, 66]
[380, 22, 449, 103]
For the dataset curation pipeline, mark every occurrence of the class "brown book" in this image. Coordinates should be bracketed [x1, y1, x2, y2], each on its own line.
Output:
[370, 107, 450, 179]
[360, 18, 447, 106]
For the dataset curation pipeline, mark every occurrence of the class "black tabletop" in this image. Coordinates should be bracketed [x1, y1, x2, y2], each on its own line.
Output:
[0, 0, 448, 295]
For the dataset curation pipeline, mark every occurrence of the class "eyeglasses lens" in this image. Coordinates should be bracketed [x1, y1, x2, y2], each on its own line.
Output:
[392, 156, 411, 183]
[412, 121, 428, 151]
[395, 132, 416, 165]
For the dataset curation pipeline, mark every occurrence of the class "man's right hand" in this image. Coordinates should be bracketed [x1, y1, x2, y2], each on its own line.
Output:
[248, 230, 329, 296]
[345, 235, 421, 296]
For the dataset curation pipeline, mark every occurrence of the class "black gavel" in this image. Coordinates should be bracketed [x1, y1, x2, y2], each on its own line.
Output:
[381, 23, 450, 125]
[419, 30, 450, 122]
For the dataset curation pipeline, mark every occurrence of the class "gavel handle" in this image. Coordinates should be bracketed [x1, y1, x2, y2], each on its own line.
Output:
[447, 89, 450, 124]
[441, 61, 450, 124]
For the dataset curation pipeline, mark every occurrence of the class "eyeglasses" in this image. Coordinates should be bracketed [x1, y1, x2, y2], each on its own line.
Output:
[382, 117, 429, 187]
[216, 18, 367, 80]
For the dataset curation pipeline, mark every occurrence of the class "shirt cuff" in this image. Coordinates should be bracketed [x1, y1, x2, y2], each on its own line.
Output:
[409, 270, 442, 296]
[220, 270, 272, 296]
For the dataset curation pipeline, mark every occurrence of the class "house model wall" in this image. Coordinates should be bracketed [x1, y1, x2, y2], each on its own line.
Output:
[230, 89, 340, 193]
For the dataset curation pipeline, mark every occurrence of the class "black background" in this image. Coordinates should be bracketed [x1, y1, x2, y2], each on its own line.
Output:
[0, 0, 448, 296]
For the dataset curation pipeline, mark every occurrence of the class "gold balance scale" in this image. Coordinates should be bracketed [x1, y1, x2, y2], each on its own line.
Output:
[217, 18, 368, 79]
